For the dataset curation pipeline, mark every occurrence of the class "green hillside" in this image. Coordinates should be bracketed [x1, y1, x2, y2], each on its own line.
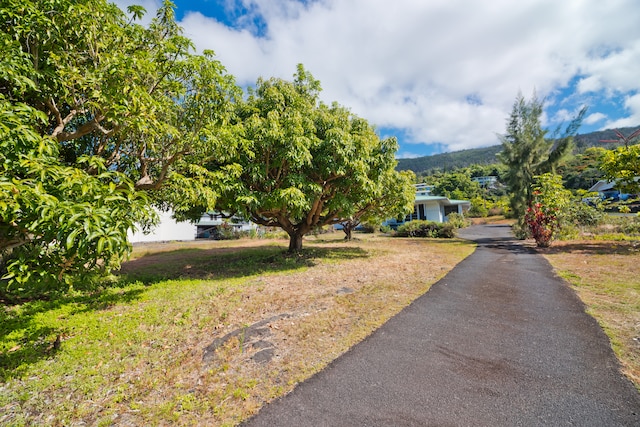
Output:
[397, 126, 640, 175]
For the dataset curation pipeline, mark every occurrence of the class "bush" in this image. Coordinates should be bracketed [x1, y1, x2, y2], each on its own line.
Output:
[567, 202, 605, 227]
[396, 220, 455, 238]
[213, 223, 242, 240]
[511, 222, 530, 240]
[467, 197, 489, 217]
[616, 216, 640, 235]
[446, 213, 469, 229]
[358, 223, 376, 233]
[437, 224, 455, 238]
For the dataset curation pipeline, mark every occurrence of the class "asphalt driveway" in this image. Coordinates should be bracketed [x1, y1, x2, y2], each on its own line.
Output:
[242, 224, 640, 426]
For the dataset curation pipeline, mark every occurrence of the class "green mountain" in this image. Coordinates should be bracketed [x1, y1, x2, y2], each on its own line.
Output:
[397, 126, 640, 175]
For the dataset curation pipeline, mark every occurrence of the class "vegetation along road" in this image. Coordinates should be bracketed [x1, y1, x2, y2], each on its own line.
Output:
[243, 224, 640, 426]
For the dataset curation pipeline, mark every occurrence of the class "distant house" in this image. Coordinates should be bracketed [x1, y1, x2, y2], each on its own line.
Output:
[128, 210, 255, 243]
[195, 212, 256, 239]
[128, 210, 196, 243]
[384, 184, 471, 228]
[472, 175, 498, 188]
[588, 178, 639, 201]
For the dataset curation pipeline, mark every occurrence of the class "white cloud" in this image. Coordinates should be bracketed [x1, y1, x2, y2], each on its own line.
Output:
[115, 0, 640, 153]
[604, 93, 640, 129]
[584, 112, 607, 125]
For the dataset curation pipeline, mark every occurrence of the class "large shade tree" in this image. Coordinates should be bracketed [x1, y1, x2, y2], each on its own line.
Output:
[1, 0, 240, 295]
[217, 65, 413, 251]
[498, 92, 585, 234]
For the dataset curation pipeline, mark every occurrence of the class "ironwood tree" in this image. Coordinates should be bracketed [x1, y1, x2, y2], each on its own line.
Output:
[498, 92, 585, 235]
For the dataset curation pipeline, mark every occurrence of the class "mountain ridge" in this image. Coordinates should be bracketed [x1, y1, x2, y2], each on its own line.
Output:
[396, 126, 640, 175]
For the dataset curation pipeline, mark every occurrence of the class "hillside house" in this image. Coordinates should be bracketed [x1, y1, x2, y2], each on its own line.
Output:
[384, 184, 471, 228]
[588, 178, 639, 201]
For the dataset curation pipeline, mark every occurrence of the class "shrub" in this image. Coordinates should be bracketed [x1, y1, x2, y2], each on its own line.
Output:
[395, 220, 455, 238]
[214, 223, 242, 240]
[446, 213, 469, 229]
[437, 223, 455, 238]
[567, 202, 605, 227]
[617, 216, 640, 235]
[467, 197, 489, 217]
[524, 174, 571, 247]
[358, 223, 376, 233]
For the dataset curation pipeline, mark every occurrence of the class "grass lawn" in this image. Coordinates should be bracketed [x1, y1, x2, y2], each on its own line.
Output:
[0, 232, 475, 426]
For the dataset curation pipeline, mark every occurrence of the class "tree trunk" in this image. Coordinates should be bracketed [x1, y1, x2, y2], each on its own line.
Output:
[288, 231, 304, 252]
[343, 226, 353, 241]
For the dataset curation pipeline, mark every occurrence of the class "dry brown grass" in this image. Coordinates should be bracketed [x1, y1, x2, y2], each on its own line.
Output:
[154, 234, 475, 426]
[541, 239, 640, 389]
[0, 233, 475, 426]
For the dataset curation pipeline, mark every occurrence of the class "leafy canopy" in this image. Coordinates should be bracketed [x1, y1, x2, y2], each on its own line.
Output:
[218, 65, 412, 251]
[1, 0, 240, 296]
[498, 92, 585, 233]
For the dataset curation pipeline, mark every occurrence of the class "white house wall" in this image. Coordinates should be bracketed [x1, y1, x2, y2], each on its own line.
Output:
[128, 210, 196, 243]
[425, 202, 444, 222]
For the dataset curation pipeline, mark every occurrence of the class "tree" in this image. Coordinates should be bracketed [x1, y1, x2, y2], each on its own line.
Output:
[558, 147, 607, 190]
[498, 92, 585, 235]
[1, 0, 240, 294]
[599, 129, 640, 194]
[339, 169, 415, 241]
[432, 171, 481, 200]
[218, 65, 410, 251]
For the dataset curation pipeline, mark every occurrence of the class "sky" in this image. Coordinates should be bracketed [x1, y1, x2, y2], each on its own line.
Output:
[114, 0, 640, 158]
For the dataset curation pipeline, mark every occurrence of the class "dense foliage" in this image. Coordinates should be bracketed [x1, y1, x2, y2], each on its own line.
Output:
[395, 220, 455, 238]
[0, 0, 240, 296]
[217, 66, 414, 251]
[498, 93, 585, 234]
[600, 144, 640, 194]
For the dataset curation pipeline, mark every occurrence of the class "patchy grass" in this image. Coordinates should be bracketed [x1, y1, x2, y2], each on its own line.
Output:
[0, 233, 475, 426]
[541, 240, 640, 390]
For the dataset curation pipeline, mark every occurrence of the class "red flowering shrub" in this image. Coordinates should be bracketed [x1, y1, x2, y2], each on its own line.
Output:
[524, 174, 571, 247]
[525, 199, 557, 247]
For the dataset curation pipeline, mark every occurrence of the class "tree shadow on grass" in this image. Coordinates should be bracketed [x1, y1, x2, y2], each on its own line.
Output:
[0, 244, 370, 381]
[541, 240, 640, 256]
[117, 244, 370, 285]
[0, 286, 145, 382]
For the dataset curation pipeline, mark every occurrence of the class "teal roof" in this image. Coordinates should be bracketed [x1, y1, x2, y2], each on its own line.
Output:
[414, 194, 470, 206]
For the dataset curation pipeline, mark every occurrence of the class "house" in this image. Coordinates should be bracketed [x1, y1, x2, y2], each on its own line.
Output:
[128, 210, 196, 243]
[588, 178, 639, 202]
[195, 212, 256, 239]
[472, 175, 498, 188]
[384, 184, 471, 228]
[128, 210, 255, 243]
[405, 194, 471, 222]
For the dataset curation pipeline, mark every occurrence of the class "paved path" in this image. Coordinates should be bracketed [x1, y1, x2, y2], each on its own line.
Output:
[242, 224, 640, 426]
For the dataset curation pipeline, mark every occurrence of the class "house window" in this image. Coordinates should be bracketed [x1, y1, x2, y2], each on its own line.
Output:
[444, 205, 458, 216]
[418, 204, 425, 220]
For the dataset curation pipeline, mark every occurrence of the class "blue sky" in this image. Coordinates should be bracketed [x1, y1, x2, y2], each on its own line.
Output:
[116, 0, 640, 158]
